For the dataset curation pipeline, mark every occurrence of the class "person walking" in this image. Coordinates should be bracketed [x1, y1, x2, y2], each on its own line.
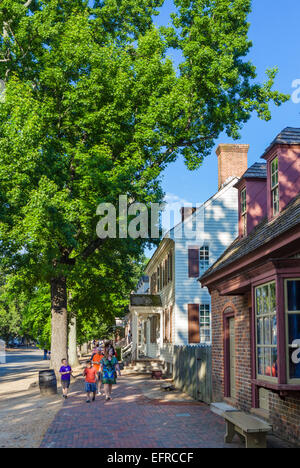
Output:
[91, 347, 104, 395]
[59, 358, 72, 399]
[100, 345, 121, 401]
[83, 360, 98, 403]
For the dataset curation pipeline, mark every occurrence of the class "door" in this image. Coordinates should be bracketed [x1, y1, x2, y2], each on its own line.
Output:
[229, 317, 236, 399]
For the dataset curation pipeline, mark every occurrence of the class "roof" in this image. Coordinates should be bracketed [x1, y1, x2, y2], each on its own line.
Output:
[200, 192, 300, 282]
[242, 162, 267, 179]
[145, 176, 239, 273]
[130, 294, 162, 307]
[234, 162, 267, 188]
[261, 127, 300, 158]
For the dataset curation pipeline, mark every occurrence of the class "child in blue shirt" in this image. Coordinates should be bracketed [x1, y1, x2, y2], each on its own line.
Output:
[59, 358, 72, 399]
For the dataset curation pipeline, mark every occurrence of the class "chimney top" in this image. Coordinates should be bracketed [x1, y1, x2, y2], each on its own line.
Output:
[180, 207, 196, 223]
[216, 144, 249, 190]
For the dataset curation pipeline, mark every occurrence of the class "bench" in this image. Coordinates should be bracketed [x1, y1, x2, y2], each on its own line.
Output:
[223, 411, 272, 448]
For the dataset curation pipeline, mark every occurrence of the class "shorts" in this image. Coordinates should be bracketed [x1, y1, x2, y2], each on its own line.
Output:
[61, 380, 70, 389]
[85, 382, 97, 393]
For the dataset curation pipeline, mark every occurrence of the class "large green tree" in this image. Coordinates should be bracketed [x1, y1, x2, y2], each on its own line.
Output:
[0, 0, 288, 372]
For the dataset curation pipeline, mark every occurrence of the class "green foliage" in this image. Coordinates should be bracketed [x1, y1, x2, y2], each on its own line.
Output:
[0, 1, 288, 361]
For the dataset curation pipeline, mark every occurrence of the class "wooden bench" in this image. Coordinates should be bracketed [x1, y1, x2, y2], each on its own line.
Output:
[223, 411, 272, 448]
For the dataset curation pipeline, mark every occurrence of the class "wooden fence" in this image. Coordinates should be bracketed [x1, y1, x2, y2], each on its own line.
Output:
[173, 345, 212, 404]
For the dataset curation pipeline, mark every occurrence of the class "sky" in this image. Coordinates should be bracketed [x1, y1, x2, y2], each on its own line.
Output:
[151, 0, 300, 218]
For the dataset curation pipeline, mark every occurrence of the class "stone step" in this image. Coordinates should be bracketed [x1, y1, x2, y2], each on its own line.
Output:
[210, 402, 239, 417]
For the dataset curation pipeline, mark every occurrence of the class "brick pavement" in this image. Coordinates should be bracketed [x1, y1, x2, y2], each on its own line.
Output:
[40, 373, 283, 448]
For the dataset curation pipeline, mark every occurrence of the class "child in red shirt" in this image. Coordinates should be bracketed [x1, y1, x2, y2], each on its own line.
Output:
[83, 360, 98, 403]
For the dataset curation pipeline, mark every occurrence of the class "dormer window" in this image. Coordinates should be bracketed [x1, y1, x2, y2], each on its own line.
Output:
[241, 188, 247, 236]
[271, 156, 279, 216]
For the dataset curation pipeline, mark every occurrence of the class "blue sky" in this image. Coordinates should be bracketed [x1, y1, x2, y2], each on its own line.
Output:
[153, 0, 300, 207]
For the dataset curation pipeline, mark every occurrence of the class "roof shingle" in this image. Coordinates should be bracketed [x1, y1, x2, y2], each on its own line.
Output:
[261, 127, 300, 158]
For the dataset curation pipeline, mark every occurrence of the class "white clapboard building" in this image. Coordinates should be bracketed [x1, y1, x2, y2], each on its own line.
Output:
[128, 144, 248, 373]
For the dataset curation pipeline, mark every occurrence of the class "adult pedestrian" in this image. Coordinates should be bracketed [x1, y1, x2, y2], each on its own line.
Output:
[92, 347, 104, 395]
[100, 345, 120, 401]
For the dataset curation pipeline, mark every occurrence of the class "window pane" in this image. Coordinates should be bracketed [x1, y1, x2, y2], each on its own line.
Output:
[257, 318, 263, 345]
[288, 347, 300, 379]
[287, 280, 300, 311]
[269, 282, 276, 313]
[264, 317, 271, 345]
[271, 316, 277, 345]
[288, 314, 300, 344]
[264, 348, 271, 377]
[262, 286, 268, 314]
[256, 288, 261, 315]
[271, 348, 278, 378]
[257, 347, 264, 375]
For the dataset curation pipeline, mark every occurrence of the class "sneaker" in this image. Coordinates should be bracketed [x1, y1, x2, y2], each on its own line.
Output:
[86, 400, 90, 403]
[97, 392, 102, 396]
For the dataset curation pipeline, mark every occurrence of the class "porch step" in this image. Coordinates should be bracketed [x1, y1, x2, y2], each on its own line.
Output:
[210, 402, 239, 417]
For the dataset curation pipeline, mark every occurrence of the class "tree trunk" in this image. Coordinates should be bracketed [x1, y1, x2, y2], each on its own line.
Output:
[68, 315, 80, 367]
[50, 276, 68, 376]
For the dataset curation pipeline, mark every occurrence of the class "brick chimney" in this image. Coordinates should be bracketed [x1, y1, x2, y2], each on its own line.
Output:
[216, 144, 249, 190]
[180, 207, 196, 222]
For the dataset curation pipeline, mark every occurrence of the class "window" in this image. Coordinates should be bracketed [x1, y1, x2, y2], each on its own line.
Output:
[255, 282, 278, 381]
[241, 188, 247, 236]
[285, 279, 300, 382]
[188, 248, 199, 278]
[199, 304, 211, 343]
[199, 246, 209, 273]
[271, 157, 279, 216]
[150, 316, 158, 344]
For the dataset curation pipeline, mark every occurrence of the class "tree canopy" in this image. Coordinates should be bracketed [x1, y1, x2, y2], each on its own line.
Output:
[0, 0, 288, 371]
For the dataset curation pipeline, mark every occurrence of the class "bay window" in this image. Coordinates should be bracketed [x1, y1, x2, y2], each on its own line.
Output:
[254, 276, 300, 390]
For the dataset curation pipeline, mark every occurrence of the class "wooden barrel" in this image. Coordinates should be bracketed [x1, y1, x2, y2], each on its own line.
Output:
[39, 369, 57, 396]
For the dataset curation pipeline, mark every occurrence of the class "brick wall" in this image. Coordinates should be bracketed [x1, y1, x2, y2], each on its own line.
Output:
[211, 289, 300, 446]
[269, 393, 300, 444]
[216, 144, 248, 190]
[211, 290, 252, 410]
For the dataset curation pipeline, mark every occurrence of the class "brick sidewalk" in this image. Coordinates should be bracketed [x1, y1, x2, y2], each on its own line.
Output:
[40, 373, 286, 448]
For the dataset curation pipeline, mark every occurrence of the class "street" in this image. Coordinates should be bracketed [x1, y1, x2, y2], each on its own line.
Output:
[0, 348, 48, 383]
[0, 348, 62, 448]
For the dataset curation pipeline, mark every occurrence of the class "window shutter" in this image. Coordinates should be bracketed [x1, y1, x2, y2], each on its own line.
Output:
[164, 259, 168, 286]
[188, 304, 200, 343]
[169, 305, 173, 343]
[188, 248, 199, 278]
